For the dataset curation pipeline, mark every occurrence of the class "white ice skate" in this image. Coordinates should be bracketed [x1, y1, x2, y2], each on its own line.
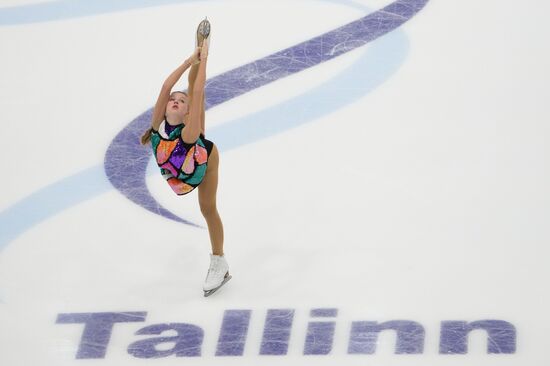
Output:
[203, 254, 231, 297]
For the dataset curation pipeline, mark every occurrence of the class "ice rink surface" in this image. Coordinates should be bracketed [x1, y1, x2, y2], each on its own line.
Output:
[1, 0, 549, 365]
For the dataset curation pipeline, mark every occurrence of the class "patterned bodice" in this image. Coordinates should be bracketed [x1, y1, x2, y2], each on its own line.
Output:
[150, 120, 209, 182]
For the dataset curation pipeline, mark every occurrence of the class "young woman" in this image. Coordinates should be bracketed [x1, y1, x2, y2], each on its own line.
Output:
[140, 19, 231, 297]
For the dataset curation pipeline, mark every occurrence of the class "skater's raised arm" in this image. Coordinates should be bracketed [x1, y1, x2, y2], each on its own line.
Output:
[151, 48, 200, 130]
[182, 39, 209, 144]
[140, 48, 200, 145]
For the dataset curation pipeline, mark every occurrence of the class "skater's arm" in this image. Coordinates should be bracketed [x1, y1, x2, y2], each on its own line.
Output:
[183, 41, 208, 143]
[151, 49, 199, 130]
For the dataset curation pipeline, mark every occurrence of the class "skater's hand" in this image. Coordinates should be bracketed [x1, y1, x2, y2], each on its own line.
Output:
[188, 47, 201, 64]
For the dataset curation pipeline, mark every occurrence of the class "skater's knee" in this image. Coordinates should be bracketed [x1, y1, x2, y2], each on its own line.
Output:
[200, 202, 217, 217]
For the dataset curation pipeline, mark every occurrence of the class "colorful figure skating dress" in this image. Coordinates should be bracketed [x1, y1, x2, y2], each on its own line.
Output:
[151, 120, 213, 195]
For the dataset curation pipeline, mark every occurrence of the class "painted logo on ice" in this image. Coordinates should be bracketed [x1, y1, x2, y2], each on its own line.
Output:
[56, 308, 517, 359]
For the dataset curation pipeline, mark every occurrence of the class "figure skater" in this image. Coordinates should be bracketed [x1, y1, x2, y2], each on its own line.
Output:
[140, 18, 231, 297]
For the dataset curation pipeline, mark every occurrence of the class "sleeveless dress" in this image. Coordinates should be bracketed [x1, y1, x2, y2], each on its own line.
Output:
[151, 120, 214, 195]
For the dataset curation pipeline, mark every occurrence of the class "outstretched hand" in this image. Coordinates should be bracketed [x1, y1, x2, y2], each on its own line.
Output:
[188, 39, 208, 65]
[188, 46, 201, 64]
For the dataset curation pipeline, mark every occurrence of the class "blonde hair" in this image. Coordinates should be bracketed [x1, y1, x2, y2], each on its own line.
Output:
[140, 127, 154, 145]
[140, 91, 189, 145]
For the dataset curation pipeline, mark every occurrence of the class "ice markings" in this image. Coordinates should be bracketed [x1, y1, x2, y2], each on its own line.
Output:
[104, 0, 430, 223]
[55, 309, 518, 359]
[260, 309, 295, 355]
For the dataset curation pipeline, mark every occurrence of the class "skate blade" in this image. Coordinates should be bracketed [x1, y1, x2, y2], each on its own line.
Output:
[203, 275, 232, 297]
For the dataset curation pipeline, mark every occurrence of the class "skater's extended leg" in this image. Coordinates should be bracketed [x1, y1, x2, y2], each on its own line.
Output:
[187, 62, 206, 135]
[200, 89, 205, 135]
[187, 62, 199, 104]
[198, 144, 224, 256]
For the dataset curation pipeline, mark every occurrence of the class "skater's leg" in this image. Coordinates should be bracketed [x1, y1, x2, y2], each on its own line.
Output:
[187, 62, 199, 107]
[198, 143, 224, 256]
[200, 89, 205, 135]
[199, 143, 231, 296]
[187, 62, 206, 135]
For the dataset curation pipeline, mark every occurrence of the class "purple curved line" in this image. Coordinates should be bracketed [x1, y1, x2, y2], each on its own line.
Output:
[104, 0, 429, 224]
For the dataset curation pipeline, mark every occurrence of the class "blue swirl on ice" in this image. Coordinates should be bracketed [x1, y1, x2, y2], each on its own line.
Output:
[0, 0, 427, 251]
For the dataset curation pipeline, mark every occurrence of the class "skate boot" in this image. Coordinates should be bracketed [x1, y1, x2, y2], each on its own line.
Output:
[194, 17, 211, 64]
[203, 254, 231, 297]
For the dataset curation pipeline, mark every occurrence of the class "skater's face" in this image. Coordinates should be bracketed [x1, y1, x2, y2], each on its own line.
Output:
[166, 92, 189, 121]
